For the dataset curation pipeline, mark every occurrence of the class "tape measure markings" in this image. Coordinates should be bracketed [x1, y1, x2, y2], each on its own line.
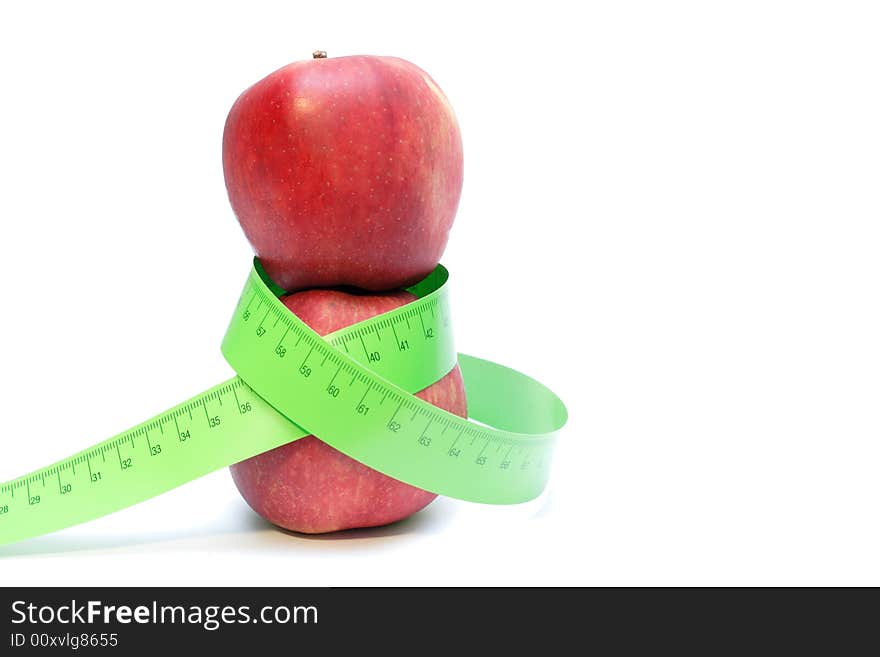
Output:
[0, 261, 566, 547]
[221, 265, 559, 499]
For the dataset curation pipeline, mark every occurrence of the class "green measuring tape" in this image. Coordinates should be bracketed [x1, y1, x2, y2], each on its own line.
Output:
[0, 261, 568, 547]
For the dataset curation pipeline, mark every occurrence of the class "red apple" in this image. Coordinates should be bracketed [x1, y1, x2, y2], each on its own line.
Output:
[230, 288, 468, 533]
[222, 52, 464, 292]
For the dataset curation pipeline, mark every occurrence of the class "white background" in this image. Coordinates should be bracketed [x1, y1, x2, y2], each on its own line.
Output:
[1, 1, 879, 586]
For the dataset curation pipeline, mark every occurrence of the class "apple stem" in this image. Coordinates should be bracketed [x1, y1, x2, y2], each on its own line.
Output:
[312, 50, 327, 59]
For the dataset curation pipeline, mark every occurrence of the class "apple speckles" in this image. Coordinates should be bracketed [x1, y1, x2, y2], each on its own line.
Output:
[229, 289, 467, 534]
[224, 54, 462, 291]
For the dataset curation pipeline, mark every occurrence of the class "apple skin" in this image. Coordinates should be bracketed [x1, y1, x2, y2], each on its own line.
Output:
[223, 55, 464, 292]
[230, 288, 468, 534]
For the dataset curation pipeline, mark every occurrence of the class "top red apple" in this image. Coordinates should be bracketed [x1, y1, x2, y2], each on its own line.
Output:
[223, 52, 464, 292]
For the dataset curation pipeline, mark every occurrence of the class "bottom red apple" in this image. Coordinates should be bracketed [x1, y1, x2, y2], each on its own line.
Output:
[230, 288, 468, 534]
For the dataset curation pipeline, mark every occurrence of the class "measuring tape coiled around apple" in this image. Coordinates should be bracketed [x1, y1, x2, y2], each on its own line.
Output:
[0, 260, 568, 547]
